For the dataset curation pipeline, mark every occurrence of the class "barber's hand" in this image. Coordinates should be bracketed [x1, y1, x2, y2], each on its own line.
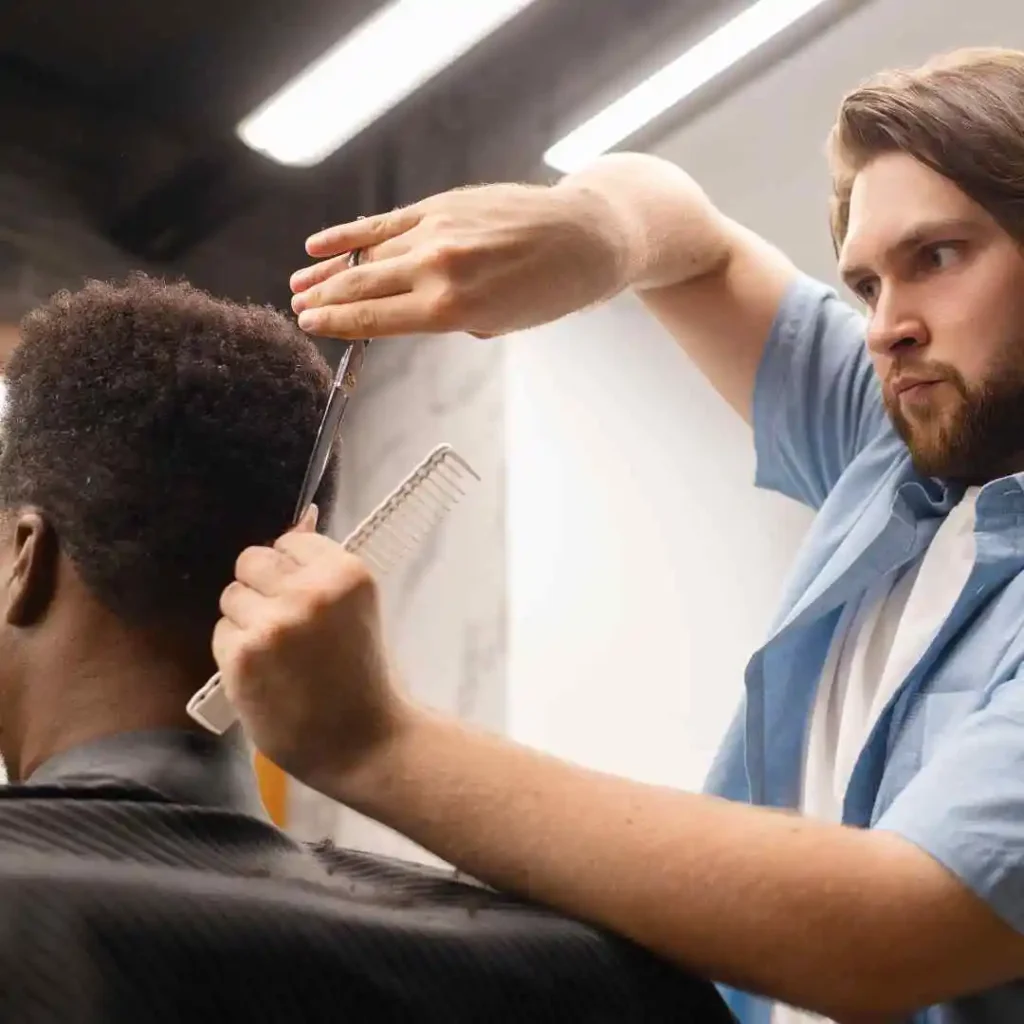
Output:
[212, 512, 410, 792]
[289, 182, 629, 340]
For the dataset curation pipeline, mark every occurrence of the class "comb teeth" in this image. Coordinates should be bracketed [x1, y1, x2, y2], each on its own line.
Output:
[342, 444, 480, 576]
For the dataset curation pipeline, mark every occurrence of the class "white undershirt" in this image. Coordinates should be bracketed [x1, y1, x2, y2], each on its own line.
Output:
[772, 488, 980, 1024]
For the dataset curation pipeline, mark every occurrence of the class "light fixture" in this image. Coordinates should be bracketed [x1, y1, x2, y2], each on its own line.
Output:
[238, 0, 540, 168]
[544, 0, 833, 174]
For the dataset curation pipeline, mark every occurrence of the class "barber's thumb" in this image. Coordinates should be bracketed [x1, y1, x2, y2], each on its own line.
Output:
[297, 503, 319, 532]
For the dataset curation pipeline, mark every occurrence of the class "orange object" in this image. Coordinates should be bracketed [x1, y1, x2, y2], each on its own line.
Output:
[0, 324, 21, 369]
[255, 751, 288, 826]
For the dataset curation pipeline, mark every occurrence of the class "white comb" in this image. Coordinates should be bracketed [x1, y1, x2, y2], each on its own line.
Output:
[187, 443, 480, 735]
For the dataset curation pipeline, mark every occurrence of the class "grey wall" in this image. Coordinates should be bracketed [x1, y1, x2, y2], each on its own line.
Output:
[0, 161, 135, 323]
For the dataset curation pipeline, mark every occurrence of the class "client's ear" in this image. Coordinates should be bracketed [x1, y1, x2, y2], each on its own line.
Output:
[5, 512, 59, 627]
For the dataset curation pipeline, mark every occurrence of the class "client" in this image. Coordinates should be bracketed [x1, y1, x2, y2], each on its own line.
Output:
[0, 276, 731, 1023]
[0, 274, 335, 791]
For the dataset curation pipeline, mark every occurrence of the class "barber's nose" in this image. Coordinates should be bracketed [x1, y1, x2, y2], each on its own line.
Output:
[865, 296, 927, 358]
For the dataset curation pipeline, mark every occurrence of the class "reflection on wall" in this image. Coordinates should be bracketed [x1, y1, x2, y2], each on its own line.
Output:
[288, 332, 507, 861]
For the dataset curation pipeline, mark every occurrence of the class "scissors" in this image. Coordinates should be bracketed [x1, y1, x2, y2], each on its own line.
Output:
[187, 247, 370, 734]
[292, 247, 369, 524]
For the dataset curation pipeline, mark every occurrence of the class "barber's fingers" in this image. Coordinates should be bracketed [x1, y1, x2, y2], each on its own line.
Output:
[290, 253, 349, 294]
[211, 616, 241, 672]
[291, 256, 415, 315]
[306, 206, 423, 259]
[290, 256, 350, 296]
[290, 238, 410, 294]
[297, 504, 319, 532]
[297, 292, 450, 340]
[234, 545, 298, 596]
[231, 508, 319, 599]
[272, 529, 340, 564]
[219, 580, 268, 628]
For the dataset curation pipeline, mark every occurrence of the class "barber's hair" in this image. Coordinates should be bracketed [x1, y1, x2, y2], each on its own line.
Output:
[828, 47, 1024, 248]
[0, 274, 335, 632]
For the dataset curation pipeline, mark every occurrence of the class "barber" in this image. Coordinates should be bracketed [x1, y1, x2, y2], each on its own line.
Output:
[215, 50, 1024, 1024]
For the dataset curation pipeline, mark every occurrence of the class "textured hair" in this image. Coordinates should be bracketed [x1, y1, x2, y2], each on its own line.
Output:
[0, 274, 335, 633]
[828, 47, 1024, 248]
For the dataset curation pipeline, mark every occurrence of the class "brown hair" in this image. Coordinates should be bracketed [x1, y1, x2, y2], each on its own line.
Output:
[828, 48, 1024, 249]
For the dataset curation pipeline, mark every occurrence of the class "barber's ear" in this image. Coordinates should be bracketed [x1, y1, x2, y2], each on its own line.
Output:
[5, 512, 59, 627]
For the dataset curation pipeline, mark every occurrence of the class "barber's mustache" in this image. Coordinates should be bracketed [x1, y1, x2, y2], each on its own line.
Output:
[884, 361, 965, 396]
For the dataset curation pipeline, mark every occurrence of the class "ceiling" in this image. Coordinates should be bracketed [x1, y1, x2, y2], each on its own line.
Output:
[0, 0, 735, 306]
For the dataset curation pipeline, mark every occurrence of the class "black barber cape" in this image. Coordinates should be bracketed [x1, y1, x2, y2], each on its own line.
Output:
[0, 730, 734, 1023]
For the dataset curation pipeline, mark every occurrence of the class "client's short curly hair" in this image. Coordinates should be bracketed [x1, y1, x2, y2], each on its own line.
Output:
[0, 274, 335, 633]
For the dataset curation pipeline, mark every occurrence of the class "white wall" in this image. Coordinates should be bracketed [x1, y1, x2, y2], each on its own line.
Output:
[505, 0, 1024, 791]
[506, 297, 810, 790]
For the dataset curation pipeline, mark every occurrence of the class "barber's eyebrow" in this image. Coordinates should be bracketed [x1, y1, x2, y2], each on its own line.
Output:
[838, 216, 979, 287]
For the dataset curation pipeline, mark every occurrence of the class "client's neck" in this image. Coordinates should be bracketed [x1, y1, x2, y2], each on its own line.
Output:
[9, 619, 213, 782]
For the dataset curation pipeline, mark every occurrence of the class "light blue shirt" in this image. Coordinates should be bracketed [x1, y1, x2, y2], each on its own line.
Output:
[707, 275, 1024, 1024]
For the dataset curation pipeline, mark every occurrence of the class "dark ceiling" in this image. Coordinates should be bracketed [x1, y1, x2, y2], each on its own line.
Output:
[0, 0, 737, 307]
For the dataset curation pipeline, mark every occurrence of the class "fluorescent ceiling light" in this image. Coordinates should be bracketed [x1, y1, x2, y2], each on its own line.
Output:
[544, 0, 832, 173]
[238, 0, 539, 167]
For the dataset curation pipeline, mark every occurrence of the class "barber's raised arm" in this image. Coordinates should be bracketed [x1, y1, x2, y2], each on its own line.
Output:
[568, 155, 797, 423]
[290, 153, 795, 423]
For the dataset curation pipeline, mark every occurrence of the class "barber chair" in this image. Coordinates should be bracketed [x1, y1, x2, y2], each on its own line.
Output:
[0, 783, 734, 1022]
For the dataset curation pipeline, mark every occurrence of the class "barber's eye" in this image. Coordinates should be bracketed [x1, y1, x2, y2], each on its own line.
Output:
[923, 242, 961, 270]
[854, 277, 879, 304]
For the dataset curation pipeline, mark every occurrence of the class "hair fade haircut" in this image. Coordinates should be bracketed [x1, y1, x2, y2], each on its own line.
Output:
[828, 47, 1024, 249]
[0, 274, 335, 634]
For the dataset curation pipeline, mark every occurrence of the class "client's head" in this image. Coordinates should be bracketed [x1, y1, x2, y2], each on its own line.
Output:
[0, 274, 335, 780]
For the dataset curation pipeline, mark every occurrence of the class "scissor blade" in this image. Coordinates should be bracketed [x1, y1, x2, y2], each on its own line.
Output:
[338, 339, 365, 395]
[291, 341, 365, 525]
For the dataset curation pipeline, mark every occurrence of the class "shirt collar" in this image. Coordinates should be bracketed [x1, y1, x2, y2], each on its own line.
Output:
[25, 728, 268, 819]
[909, 472, 1024, 522]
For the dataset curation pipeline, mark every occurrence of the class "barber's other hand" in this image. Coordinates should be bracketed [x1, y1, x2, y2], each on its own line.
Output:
[289, 182, 630, 340]
[212, 514, 410, 792]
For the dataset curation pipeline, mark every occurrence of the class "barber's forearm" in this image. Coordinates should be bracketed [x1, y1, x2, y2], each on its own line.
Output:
[555, 153, 732, 291]
[326, 707, 1005, 1019]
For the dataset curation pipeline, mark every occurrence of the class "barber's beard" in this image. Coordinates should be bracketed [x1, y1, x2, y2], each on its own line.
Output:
[885, 358, 1024, 483]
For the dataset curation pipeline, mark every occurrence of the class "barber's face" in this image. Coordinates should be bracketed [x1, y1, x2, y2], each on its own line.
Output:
[838, 152, 1024, 483]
